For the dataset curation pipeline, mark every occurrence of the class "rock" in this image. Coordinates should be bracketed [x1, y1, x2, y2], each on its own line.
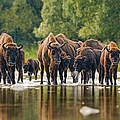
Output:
[80, 106, 99, 116]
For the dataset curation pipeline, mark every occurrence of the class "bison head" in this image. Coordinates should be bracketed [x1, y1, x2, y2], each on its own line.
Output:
[23, 63, 29, 73]
[74, 56, 87, 72]
[105, 46, 120, 66]
[2, 42, 23, 66]
[48, 41, 66, 65]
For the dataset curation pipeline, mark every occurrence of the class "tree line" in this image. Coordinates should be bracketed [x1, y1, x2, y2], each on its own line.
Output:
[0, 0, 119, 43]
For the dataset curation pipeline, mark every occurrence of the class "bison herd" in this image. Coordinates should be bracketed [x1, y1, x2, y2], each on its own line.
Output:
[0, 33, 120, 86]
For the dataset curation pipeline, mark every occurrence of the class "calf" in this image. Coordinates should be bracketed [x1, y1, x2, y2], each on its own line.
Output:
[59, 53, 71, 84]
[23, 59, 40, 81]
[100, 42, 120, 85]
[74, 47, 97, 84]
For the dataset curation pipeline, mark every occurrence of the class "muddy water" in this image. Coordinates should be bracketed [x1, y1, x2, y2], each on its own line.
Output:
[0, 85, 120, 120]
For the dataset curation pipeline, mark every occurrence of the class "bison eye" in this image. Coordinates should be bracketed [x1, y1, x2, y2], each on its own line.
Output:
[52, 50, 55, 55]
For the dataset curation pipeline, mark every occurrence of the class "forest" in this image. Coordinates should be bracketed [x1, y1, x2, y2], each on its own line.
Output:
[0, 0, 119, 58]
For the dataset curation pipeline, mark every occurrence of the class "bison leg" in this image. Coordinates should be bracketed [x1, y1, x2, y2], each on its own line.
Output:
[0, 72, 1, 83]
[20, 70, 23, 83]
[41, 64, 44, 84]
[83, 71, 86, 84]
[11, 66, 16, 84]
[64, 70, 67, 83]
[18, 68, 23, 83]
[7, 72, 11, 84]
[100, 66, 104, 84]
[109, 69, 113, 85]
[45, 65, 50, 85]
[2, 70, 6, 84]
[28, 73, 32, 81]
[59, 68, 63, 84]
[99, 65, 101, 83]
[17, 72, 20, 83]
[69, 64, 76, 83]
[1, 64, 6, 84]
[81, 71, 84, 84]
[105, 68, 110, 86]
[34, 71, 38, 80]
[54, 68, 58, 85]
[113, 69, 117, 85]
[92, 69, 96, 85]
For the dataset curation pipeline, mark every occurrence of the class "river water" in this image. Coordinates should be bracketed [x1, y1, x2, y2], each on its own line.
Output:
[0, 72, 120, 120]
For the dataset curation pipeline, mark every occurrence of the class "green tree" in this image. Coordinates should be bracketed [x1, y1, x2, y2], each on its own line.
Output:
[0, 0, 43, 43]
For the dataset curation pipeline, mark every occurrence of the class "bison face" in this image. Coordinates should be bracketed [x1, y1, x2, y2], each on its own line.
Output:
[2, 43, 23, 66]
[105, 47, 120, 66]
[74, 56, 87, 72]
[109, 51, 120, 66]
[48, 41, 66, 65]
[5, 47, 19, 66]
[23, 64, 29, 73]
[48, 48, 61, 65]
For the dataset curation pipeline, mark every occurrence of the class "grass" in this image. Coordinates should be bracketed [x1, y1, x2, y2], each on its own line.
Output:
[23, 43, 38, 62]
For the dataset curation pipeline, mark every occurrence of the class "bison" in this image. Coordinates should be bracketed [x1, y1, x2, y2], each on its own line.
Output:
[59, 53, 71, 84]
[80, 39, 105, 50]
[55, 33, 82, 83]
[74, 47, 97, 84]
[76, 40, 104, 83]
[16, 49, 25, 83]
[0, 33, 23, 84]
[23, 58, 39, 81]
[37, 33, 66, 85]
[100, 42, 120, 85]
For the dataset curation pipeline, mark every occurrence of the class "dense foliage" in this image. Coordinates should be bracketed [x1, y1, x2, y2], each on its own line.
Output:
[0, 0, 119, 43]
[0, 0, 43, 43]
[35, 0, 120, 42]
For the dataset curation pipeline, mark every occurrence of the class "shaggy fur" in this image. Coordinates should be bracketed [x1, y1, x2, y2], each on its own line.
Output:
[74, 47, 97, 84]
[23, 58, 39, 81]
[100, 42, 120, 85]
[37, 33, 66, 85]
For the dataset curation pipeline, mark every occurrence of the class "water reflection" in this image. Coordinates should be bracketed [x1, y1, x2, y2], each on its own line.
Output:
[0, 86, 120, 120]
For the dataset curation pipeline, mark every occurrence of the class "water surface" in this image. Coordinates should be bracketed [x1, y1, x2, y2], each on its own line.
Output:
[0, 85, 120, 120]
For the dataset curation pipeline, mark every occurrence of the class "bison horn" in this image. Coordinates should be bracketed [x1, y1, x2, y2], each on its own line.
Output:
[104, 46, 111, 53]
[48, 41, 55, 49]
[58, 42, 66, 48]
[17, 44, 23, 50]
[2, 42, 7, 50]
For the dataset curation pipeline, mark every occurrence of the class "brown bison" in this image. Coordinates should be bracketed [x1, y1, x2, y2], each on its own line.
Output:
[37, 33, 66, 85]
[55, 33, 82, 83]
[23, 58, 39, 81]
[74, 47, 97, 84]
[100, 42, 120, 85]
[76, 39, 104, 83]
[56, 33, 82, 51]
[16, 49, 25, 83]
[59, 53, 71, 84]
[80, 39, 105, 50]
[0, 33, 23, 84]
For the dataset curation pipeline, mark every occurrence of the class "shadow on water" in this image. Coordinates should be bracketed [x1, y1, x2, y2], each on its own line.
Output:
[0, 86, 120, 120]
